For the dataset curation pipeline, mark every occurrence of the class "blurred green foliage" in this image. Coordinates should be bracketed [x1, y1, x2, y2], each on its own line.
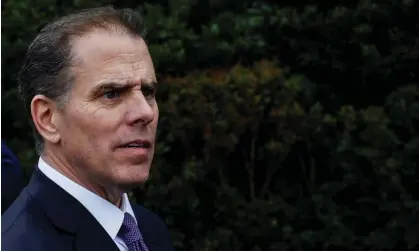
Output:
[2, 0, 418, 250]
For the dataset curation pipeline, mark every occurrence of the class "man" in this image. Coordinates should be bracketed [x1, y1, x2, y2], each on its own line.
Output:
[2, 6, 174, 251]
[1, 140, 25, 214]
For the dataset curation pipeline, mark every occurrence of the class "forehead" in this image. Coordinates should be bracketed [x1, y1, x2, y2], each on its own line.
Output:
[70, 30, 156, 87]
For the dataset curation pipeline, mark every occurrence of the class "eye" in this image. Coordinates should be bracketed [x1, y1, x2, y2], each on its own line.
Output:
[103, 90, 120, 99]
[142, 85, 156, 98]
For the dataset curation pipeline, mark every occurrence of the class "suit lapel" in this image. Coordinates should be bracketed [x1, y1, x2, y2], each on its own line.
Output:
[74, 214, 120, 251]
[27, 168, 120, 251]
[133, 206, 161, 251]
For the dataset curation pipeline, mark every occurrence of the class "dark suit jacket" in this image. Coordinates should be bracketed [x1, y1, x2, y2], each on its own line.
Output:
[1, 168, 175, 251]
[1, 141, 25, 214]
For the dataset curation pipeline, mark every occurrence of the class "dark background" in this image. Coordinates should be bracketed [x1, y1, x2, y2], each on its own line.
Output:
[2, 0, 419, 250]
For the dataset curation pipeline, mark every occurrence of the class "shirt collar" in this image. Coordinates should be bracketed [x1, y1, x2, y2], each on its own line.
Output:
[37, 157, 137, 240]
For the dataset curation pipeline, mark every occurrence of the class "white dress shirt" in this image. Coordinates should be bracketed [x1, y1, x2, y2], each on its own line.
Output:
[38, 157, 136, 251]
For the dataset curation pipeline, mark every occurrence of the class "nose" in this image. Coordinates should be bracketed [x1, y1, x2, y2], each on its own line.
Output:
[126, 91, 156, 126]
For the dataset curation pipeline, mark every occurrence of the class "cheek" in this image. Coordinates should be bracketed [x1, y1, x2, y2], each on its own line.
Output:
[64, 107, 121, 143]
[87, 111, 124, 139]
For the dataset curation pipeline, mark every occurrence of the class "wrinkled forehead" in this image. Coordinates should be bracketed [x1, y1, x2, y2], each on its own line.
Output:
[69, 30, 156, 87]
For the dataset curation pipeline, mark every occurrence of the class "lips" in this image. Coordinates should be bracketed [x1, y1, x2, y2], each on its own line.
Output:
[118, 140, 151, 149]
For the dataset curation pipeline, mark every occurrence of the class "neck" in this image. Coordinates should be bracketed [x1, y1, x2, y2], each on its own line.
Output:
[41, 150, 122, 207]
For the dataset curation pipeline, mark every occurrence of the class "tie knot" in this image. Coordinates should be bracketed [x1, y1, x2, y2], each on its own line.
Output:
[118, 213, 141, 245]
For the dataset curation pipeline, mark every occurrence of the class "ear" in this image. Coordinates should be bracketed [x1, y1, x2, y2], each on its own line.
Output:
[30, 95, 61, 144]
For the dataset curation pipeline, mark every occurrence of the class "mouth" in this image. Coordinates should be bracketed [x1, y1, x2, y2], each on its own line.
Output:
[118, 140, 152, 149]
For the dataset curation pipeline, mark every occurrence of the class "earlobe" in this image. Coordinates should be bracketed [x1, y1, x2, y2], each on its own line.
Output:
[31, 95, 61, 144]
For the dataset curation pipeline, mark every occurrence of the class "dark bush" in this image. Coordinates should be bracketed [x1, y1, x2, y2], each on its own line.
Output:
[139, 60, 418, 250]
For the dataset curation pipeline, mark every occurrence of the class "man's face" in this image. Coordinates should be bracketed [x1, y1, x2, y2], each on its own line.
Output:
[55, 30, 158, 190]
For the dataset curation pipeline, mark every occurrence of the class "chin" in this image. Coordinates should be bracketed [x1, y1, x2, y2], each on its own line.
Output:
[118, 171, 150, 189]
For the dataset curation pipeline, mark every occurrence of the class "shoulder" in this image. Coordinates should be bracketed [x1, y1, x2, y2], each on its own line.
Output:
[2, 189, 31, 234]
[2, 191, 53, 251]
[131, 203, 175, 250]
[131, 203, 170, 232]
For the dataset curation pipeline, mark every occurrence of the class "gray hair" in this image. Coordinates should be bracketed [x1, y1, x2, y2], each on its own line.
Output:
[17, 6, 147, 154]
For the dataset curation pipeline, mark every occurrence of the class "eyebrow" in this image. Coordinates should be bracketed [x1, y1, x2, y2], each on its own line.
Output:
[89, 79, 158, 97]
[141, 79, 158, 89]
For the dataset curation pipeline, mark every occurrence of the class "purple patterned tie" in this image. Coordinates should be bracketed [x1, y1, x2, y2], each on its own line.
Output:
[118, 213, 149, 251]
